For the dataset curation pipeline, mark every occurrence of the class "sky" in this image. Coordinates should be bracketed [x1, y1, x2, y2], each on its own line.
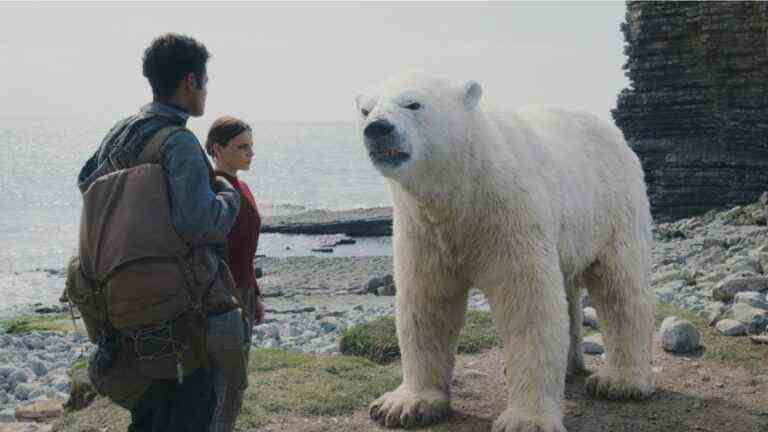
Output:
[0, 1, 628, 124]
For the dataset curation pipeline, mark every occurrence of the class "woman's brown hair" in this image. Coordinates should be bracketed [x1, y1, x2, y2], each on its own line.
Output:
[205, 116, 252, 157]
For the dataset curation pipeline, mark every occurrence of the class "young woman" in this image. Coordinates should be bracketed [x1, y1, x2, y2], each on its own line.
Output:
[205, 116, 264, 432]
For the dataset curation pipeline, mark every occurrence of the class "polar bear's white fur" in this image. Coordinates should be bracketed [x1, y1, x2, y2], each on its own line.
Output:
[356, 73, 655, 432]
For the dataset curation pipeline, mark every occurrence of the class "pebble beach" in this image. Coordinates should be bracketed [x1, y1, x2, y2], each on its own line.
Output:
[2, 203, 768, 421]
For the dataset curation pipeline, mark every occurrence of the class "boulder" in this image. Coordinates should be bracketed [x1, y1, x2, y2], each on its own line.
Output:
[582, 334, 604, 355]
[700, 302, 726, 327]
[582, 307, 599, 329]
[716, 319, 748, 336]
[713, 276, 768, 302]
[734, 291, 768, 310]
[722, 303, 768, 334]
[660, 316, 700, 353]
[367, 274, 396, 296]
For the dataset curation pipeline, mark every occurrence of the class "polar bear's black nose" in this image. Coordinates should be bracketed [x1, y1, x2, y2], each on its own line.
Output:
[364, 120, 395, 139]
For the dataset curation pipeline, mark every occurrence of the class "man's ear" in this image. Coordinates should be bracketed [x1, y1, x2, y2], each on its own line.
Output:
[184, 72, 198, 91]
[462, 81, 483, 110]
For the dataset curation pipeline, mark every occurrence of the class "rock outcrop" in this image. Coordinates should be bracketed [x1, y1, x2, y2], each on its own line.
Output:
[613, 1, 768, 221]
[261, 207, 392, 236]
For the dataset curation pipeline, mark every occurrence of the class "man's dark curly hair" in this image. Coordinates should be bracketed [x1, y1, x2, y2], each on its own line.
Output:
[142, 33, 210, 101]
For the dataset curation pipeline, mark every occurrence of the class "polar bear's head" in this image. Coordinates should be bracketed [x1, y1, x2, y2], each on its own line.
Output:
[355, 72, 483, 185]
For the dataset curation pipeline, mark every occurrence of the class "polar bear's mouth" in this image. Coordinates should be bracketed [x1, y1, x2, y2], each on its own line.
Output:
[369, 148, 410, 165]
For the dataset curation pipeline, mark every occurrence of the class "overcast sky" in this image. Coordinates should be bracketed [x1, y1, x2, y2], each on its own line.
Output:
[0, 1, 628, 124]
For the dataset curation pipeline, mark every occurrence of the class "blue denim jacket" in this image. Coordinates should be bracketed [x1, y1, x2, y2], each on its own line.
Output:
[78, 102, 240, 248]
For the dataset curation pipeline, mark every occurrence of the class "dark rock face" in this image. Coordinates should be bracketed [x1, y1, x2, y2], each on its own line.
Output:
[613, 1, 768, 221]
[261, 207, 392, 236]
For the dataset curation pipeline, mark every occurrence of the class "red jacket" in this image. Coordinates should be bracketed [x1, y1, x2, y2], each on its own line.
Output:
[217, 172, 261, 297]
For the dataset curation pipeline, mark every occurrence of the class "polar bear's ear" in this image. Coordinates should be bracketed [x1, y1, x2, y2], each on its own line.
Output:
[462, 81, 483, 111]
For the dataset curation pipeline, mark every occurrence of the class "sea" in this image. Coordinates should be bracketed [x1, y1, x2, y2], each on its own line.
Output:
[0, 117, 393, 315]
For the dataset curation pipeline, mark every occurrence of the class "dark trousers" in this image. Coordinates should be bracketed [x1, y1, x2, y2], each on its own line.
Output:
[128, 367, 215, 432]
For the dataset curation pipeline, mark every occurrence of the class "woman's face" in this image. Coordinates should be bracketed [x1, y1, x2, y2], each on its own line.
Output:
[215, 131, 254, 172]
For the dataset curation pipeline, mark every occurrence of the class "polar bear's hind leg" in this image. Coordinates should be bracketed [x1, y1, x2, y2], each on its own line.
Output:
[583, 235, 655, 401]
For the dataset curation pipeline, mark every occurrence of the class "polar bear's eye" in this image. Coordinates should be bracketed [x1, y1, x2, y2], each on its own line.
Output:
[361, 108, 370, 117]
[405, 102, 422, 110]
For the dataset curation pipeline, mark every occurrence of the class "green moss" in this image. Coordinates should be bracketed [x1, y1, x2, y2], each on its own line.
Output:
[0, 313, 74, 334]
[339, 310, 500, 364]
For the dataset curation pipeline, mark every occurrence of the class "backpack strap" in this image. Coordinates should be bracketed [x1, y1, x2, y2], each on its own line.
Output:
[135, 125, 216, 180]
[136, 126, 187, 165]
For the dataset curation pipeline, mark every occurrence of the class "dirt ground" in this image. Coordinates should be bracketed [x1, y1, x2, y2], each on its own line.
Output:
[254, 339, 768, 432]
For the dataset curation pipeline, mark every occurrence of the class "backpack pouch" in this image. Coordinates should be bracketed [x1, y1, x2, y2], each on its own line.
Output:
[105, 260, 191, 329]
[65, 255, 107, 342]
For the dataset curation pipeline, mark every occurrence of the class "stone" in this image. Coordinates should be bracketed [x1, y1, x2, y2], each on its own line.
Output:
[655, 280, 687, 303]
[7, 371, 27, 391]
[28, 360, 47, 378]
[734, 291, 768, 310]
[319, 319, 339, 333]
[712, 276, 768, 302]
[13, 383, 35, 400]
[0, 423, 54, 432]
[582, 307, 599, 329]
[0, 390, 8, 405]
[750, 334, 768, 344]
[652, 270, 687, 286]
[300, 330, 318, 340]
[376, 284, 396, 296]
[660, 316, 701, 353]
[0, 367, 15, 379]
[317, 345, 338, 355]
[722, 303, 768, 333]
[725, 256, 761, 274]
[14, 398, 64, 420]
[51, 377, 69, 394]
[0, 336, 10, 348]
[716, 319, 748, 336]
[368, 274, 396, 296]
[0, 408, 15, 423]
[700, 302, 726, 327]
[262, 338, 280, 349]
[582, 335, 604, 355]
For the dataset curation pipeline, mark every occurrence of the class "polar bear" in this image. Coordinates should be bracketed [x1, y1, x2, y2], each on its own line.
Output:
[355, 73, 655, 432]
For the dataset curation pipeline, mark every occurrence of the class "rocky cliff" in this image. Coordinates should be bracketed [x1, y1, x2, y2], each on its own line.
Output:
[613, 1, 768, 221]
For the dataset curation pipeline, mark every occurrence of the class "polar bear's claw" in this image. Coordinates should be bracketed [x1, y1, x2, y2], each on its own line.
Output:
[369, 389, 450, 428]
[585, 370, 654, 401]
[491, 407, 566, 432]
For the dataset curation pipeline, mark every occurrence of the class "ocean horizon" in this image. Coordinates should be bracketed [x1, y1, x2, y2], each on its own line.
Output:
[0, 116, 393, 313]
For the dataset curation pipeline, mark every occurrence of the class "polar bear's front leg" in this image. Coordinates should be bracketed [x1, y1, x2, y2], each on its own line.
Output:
[485, 261, 569, 432]
[369, 255, 469, 428]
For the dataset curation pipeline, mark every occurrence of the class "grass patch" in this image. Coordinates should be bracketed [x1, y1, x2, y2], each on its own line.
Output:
[655, 301, 768, 372]
[0, 313, 74, 334]
[238, 349, 400, 429]
[55, 349, 401, 432]
[339, 310, 500, 364]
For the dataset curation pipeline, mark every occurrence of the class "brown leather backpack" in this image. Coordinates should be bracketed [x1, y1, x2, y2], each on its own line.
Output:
[68, 126, 217, 385]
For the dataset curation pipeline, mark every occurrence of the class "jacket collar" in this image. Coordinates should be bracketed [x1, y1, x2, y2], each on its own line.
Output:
[141, 101, 190, 124]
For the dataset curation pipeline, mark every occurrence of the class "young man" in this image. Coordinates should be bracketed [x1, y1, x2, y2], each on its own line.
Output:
[78, 33, 242, 432]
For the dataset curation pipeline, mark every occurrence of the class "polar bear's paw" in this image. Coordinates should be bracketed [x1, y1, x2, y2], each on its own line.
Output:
[585, 369, 654, 401]
[491, 407, 565, 432]
[369, 387, 450, 428]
